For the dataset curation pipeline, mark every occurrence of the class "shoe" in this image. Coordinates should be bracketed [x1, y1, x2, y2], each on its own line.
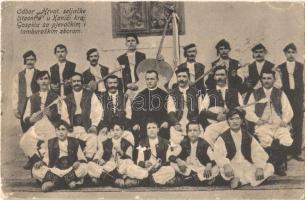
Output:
[23, 160, 33, 170]
[275, 166, 286, 176]
[68, 181, 77, 189]
[292, 155, 305, 161]
[41, 181, 55, 192]
[91, 177, 99, 185]
[124, 178, 139, 187]
[230, 177, 240, 189]
[114, 178, 125, 188]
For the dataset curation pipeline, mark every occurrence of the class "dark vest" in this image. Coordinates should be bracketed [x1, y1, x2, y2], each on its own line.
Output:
[17, 69, 40, 115]
[247, 61, 274, 87]
[253, 87, 282, 117]
[207, 88, 240, 109]
[64, 89, 94, 130]
[29, 91, 61, 126]
[48, 137, 82, 168]
[139, 136, 170, 165]
[169, 86, 200, 122]
[221, 129, 253, 163]
[278, 61, 304, 92]
[117, 51, 146, 91]
[102, 138, 132, 161]
[98, 91, 127, 127]
[179, 137, 211, 165]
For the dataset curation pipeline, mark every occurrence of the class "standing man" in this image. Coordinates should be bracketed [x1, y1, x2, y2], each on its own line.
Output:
[239, 43, 281, 104]
[246, 70, 294, 176]
[62, 72, 101, 161]
[205, 39, 242, 91]
[173, 43, 205, 94]
[50, 44, 76, 96]
[200, 66, 244, 147]
[82, 48, 109, 94]
[13, 50, 40, 132]
[214, 109, 274, 189]
[277, 43, 304, 161]
[167, 68, 202, 144]
[116, 33, 146, 92]
[132, 70, 169, 141]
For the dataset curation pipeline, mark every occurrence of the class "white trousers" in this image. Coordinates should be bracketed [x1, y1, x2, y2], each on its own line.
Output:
[69, 126, 97, 159]
[171, 162, 219, 181]
[32, 163, 88, 183]
[255, 125, 293, 148]
[203, 121, 229, 148]
[220, 160, 274, 187]
[87, 159, 148, 180]
[20, 118, 56, 158]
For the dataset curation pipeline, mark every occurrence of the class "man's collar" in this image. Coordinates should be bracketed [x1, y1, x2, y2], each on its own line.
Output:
[263, 86, 273, 93]
[73, 89, 83, 95]
[216, 84, 228, 91]
[287, 60, 295, 64]
[148, 86, 158, 91]
[108, 90, 118, 96]
[90, 64, 100, 69]
[178, 85, 189, 92]
[255, 60, 265, 65]
[148, 137, 159, 145]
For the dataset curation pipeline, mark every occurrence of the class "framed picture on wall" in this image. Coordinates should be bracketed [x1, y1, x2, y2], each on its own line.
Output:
[112, 2, 185, 37]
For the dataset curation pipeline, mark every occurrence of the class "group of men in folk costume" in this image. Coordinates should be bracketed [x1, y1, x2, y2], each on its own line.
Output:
[13, 33, 304, 192]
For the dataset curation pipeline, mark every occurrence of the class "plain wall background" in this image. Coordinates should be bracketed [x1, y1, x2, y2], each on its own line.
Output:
[2, 1, 304, 133]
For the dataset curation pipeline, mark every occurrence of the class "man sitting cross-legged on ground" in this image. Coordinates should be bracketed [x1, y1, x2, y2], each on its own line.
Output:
[32, 120, 88, 192]
[170, 121, 219, 186]
[214, 109, 274, 189]
[87, 119, 148, 188]
[137, 118, 182, 186]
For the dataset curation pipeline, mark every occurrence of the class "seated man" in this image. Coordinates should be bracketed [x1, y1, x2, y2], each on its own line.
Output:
[32, 120, 88, 192]
[137, 118, 181, 186]
[19, 71, 63, 169]
[62, 72, 100, 161]
[214, 109, 274, 189]
[245, 70, 293, 176]
[200, 66, 243, 147]
[171, 121, 219, 185]
[168, 67, 202, 144]
[87, 119, 148, 187]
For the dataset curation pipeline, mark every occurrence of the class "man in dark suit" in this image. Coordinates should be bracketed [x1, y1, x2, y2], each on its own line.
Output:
[50, 44, 76, 96]
[205, 39, 242, 91]
[175, 43, 205, 95]
[13, 50, 40, 132]
[277, 43, 304, 161]
[239, 43, 281, 104]
[116, 33, 146, 93]
[82, 48, 109, 94]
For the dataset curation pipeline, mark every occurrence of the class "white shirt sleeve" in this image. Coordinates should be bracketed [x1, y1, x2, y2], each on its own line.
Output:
[167, 95, 176, 113]
[274, 68, 283, 89]
[77, 145, 87, 162]
[137, 148, 145, 165]
[90, 93, 103, 127]
[281, 91, 294, 124]
[213, 137, 231, 168]
[59, 100, 70, 123]
[12, 74, 19, 111]
[23, 99, 32, 121]
[251, 137, 269, 169]
[237, 64, 249, 82]
[207, 146, 215, 161]
[245, 94, 260, 123]
[125, 97, 132, 120]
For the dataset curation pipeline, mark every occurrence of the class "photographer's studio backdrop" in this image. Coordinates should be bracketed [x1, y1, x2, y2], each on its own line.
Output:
[1, 2, 304, 162]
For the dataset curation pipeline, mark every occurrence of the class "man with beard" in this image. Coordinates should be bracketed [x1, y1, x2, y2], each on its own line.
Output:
[50, 44, 76, 96]
[82, 48, 109, 94]
[167, 68, 203, 144]
[214, 109, 274, 189]
[200, 66, 244, 147]
[132, 70, 169, 141]
[171, 43, 205, 94]
[116, 33, 146, 93]
[20, 71, 64, 169]
[13, 50, 40, 132]
[96, 75, 134, 148]
[205, 39, 243, 91]
[61, 72, 101, 161]
[239, 43, 282, 104]
[277, 43, 304, 161]
[246, 70, 293, 176]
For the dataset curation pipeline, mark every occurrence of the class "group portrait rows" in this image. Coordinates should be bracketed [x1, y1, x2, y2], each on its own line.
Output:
[13, 33, 304, 192]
